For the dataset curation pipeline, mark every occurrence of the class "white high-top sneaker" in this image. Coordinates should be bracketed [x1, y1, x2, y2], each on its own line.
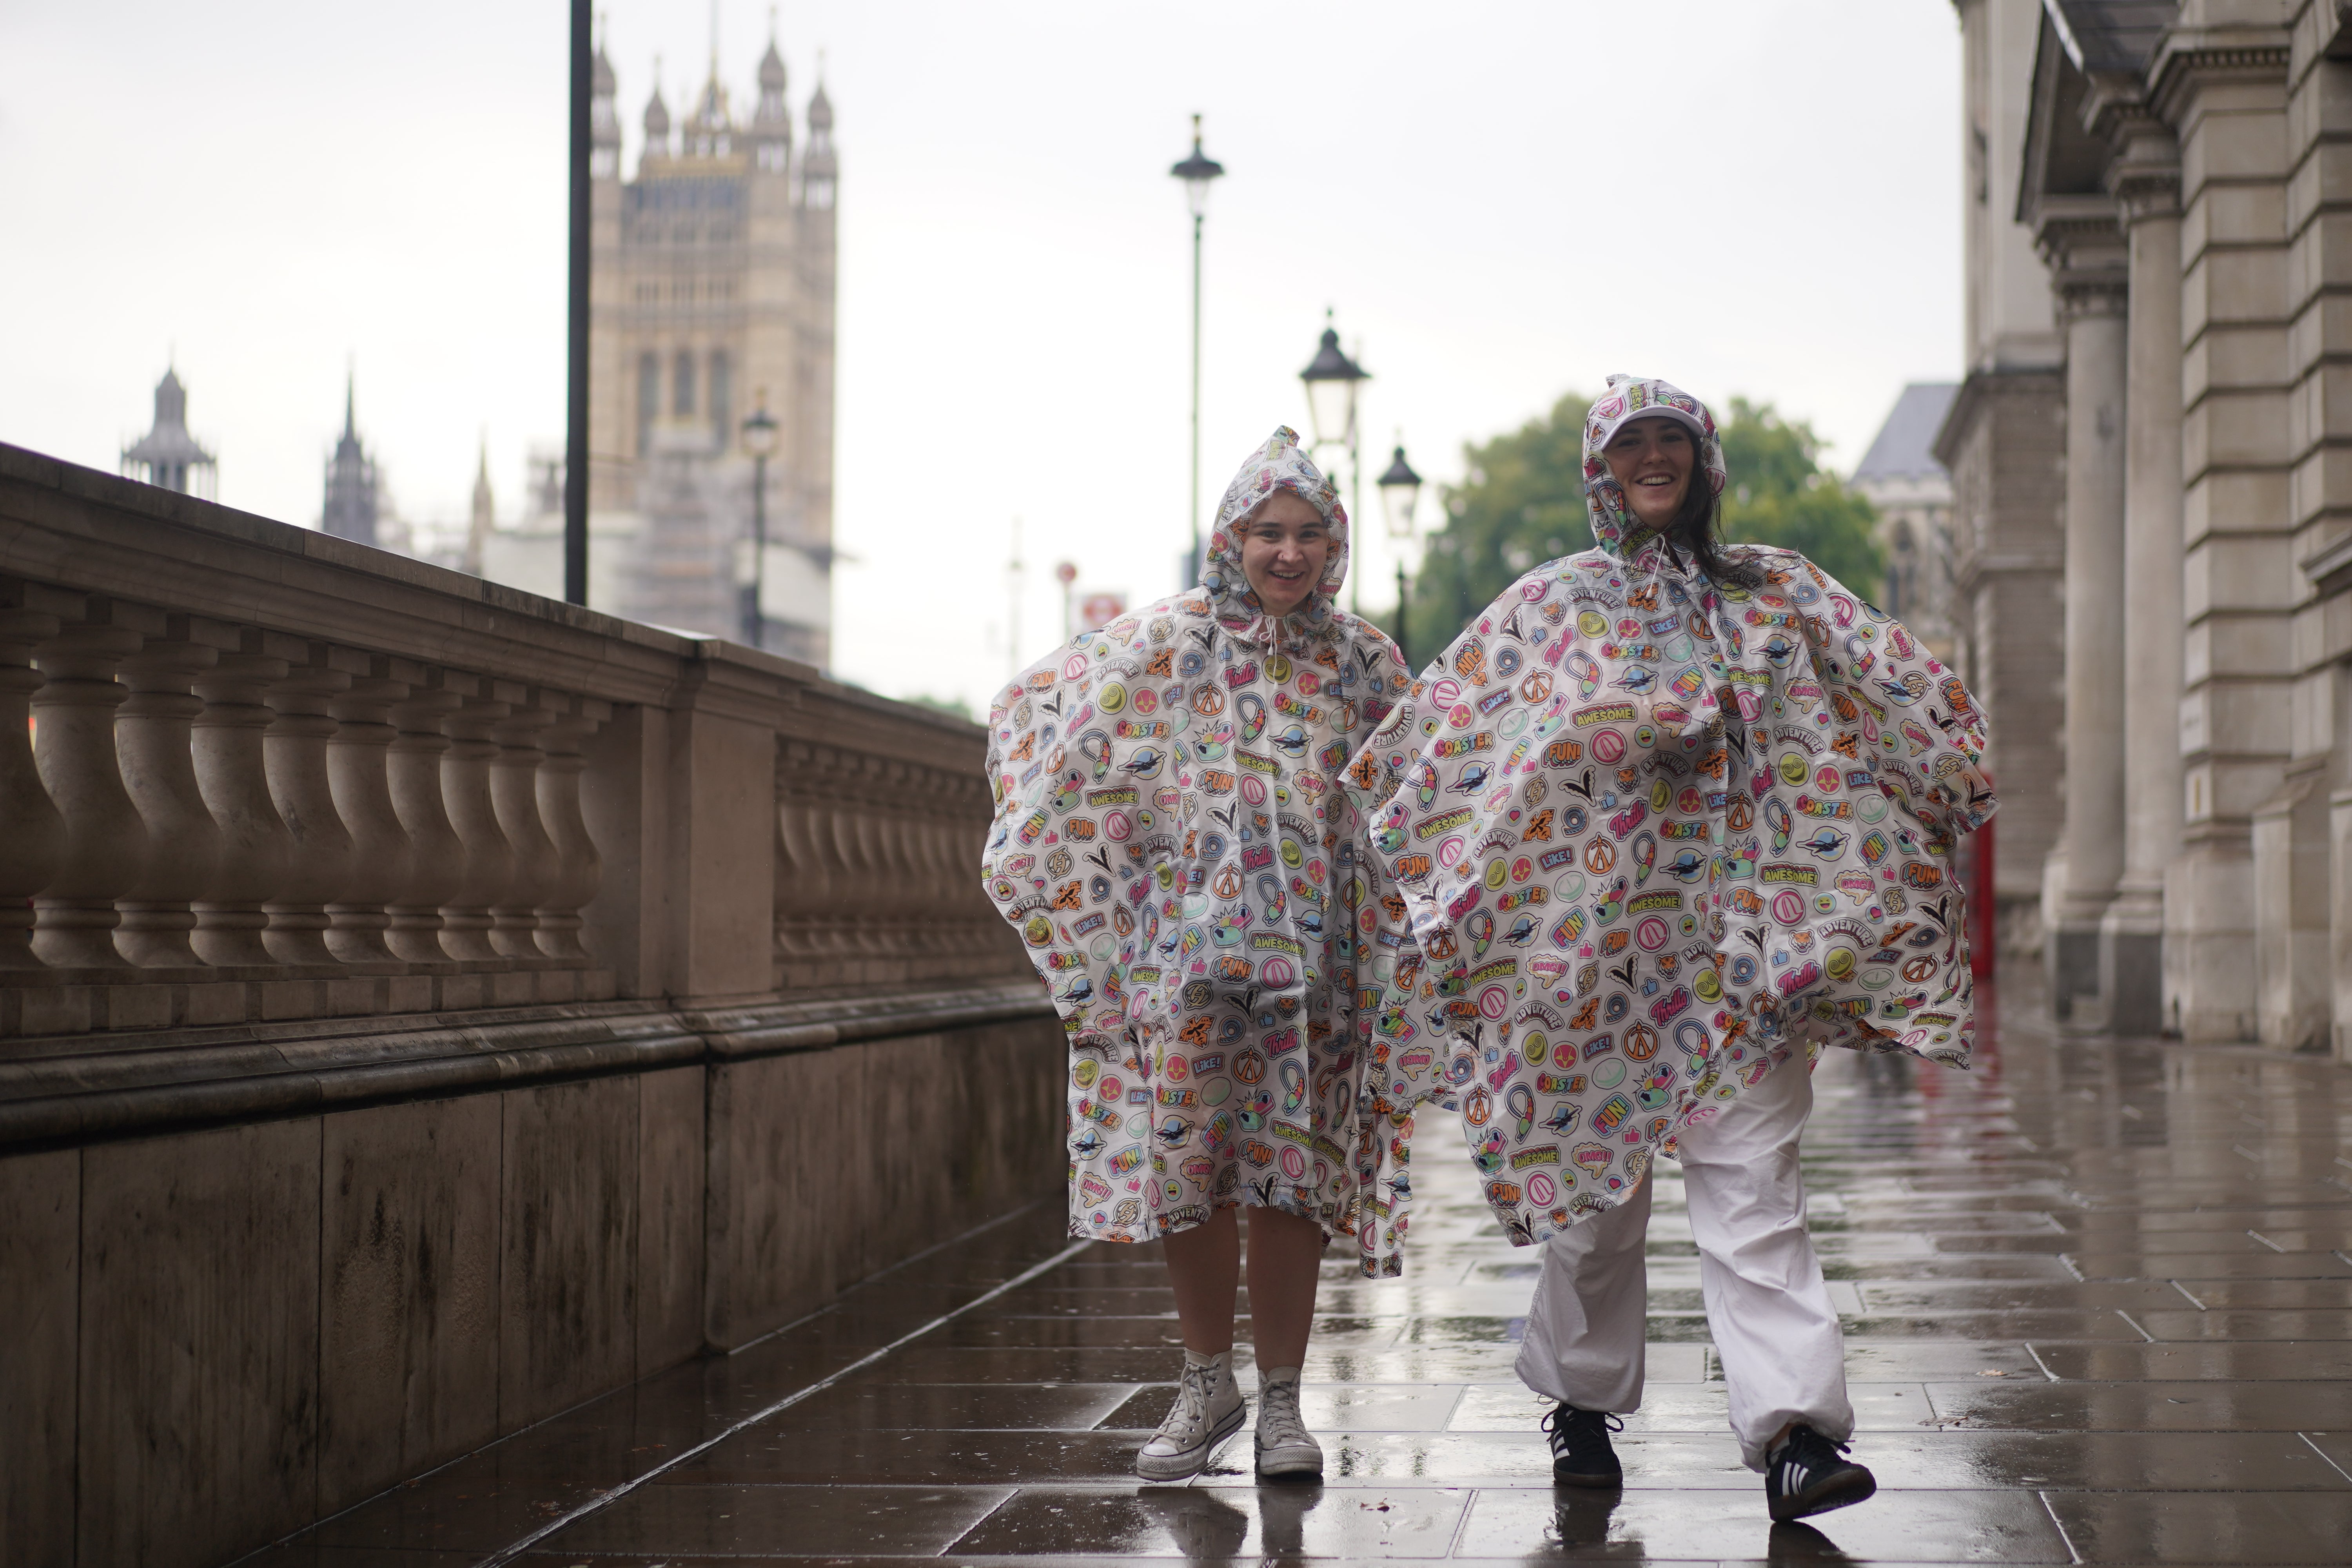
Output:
[1135, 1348, 1246, 1481]
[1253, 1365, 1323, 1479]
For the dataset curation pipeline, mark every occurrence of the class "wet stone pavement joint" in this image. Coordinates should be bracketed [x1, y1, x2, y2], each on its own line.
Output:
[241, 974, 2352, 1566]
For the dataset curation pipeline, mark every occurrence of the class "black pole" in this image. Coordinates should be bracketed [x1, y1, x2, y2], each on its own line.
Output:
[563, 0, 592, 606]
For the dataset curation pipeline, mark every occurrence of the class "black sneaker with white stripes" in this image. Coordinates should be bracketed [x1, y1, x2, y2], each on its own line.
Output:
[1765, 1425, 1876, 1522]
[1539, 1403, 1624, 1488]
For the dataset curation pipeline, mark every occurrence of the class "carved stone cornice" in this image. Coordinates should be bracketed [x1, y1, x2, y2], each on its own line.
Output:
[2147, 32, 2291, 127]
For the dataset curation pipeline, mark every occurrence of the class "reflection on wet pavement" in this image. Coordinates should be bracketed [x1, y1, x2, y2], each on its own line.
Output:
[243, 975, 2352, 1564]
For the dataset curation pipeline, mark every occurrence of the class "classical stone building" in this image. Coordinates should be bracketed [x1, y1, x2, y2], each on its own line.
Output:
[582, 36, 838, 663]
[1964, 0, 2352, 1057]
[1853, 381, 1962, 663]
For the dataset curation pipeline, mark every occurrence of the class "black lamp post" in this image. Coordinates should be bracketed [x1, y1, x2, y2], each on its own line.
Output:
[1378, 442, 1424, 668]
[1170, 116, 1224, 589]
[1299, 313, 1370, 612]
[563, 0, 592, 604]
[740, 391, 780, 649]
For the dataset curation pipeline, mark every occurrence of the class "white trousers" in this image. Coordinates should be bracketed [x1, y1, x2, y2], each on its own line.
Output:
[1513, 1053, 1852, 1471]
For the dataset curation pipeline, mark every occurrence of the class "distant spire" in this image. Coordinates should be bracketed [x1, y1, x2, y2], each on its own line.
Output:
[644, 56, 670, 150]
[465, 430, 495, 576]
[322, 368, 379, 546]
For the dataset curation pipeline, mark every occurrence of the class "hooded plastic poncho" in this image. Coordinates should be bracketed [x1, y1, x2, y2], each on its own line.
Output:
[982, 428, 1415, 1247]
[1347, 376, 1996, 1274]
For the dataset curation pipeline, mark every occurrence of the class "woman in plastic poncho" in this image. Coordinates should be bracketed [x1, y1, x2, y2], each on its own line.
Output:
[1349, 377, 1994, 1523]
[983, 428, 1412, 1482]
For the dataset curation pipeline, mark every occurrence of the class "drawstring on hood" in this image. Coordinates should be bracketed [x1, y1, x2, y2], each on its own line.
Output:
[1199, 426, 1351, 652]
[1581, 374, 1727, 562]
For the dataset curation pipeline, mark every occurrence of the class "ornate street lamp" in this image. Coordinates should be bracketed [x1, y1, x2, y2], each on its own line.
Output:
[1171, 116, 1224, 589]
[1378, 441, 1424, 668]
[1299, 315, 1367, 452]
[1299, 312, 1370, 612]
[740, 390, 780, 649]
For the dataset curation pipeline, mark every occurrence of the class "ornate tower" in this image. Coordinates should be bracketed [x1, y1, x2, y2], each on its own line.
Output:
[320, 376, 380, 546]
[582, 27, 839, 663]
[121, 367, 217, 499]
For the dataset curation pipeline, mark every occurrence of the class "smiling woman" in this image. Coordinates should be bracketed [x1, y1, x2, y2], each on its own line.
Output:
[979, 426, 1412, 1486]
[1348, 374, 1998, 1524]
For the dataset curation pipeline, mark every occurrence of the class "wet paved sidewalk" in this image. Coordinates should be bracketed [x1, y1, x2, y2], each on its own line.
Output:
[250, 975, 2352, 1566]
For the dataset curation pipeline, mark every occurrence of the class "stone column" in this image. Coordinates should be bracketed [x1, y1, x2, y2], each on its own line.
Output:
[487, 692, 559, 962]
[438, 684, 517, 965]
[30, 615, 149, 969]
[260, 648, 358, 967]
[0, 598, 66, 968]
[383, 672, 468, 965]
[189, 645, 293, 967]
[2100, 134, 2186, 1038]
[2161, 34, 2295, 1043]
[2042, 230, 2132, 1023]
[322, 661, 419, 965]
[532, 697, 607, 962]
[113, 628, 225, 967]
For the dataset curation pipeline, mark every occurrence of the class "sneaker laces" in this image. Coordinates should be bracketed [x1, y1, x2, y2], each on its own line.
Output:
[1540, 1404, 1624, 1462]
[1771, 1424, 1852, 1480]
[1258, 1376, 1312, 1448]
[1147, 1358, 1224, 1451]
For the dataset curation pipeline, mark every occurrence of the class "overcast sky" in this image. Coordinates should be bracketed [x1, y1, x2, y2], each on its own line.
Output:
[1, 2, 1963, 713]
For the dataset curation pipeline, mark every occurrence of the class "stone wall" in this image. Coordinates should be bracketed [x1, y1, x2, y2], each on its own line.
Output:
[0, 442, 1060, 1568]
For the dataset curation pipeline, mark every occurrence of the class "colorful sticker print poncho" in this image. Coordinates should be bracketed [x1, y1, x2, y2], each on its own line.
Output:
[1347, 376, 1996, 1273]
[983, 428, 1414, 1247]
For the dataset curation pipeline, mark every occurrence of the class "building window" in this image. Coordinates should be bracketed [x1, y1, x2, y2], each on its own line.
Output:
[674, 349, 696, 417]
[710, 350, 733, 449]
[637, 352, 659, 457]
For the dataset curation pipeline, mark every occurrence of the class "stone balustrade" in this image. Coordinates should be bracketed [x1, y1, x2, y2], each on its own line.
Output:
[0, 443, 1056, 1568]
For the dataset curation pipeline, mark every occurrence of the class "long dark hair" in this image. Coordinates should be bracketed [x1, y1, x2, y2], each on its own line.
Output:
[1660, 452, 1764, 590]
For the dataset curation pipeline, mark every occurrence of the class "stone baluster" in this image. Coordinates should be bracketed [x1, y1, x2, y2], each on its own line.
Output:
[780, 746, 847, 959]
[384, 671, 470, 964]
[113, 625, 225, 966]
[439, 684, 517, 964]
[487, 692, 559, 961]
[189, 641, 292, 967]
[0, 597, 67, 968]
[843, 758, 887, 955]
[533, 697, 606, 961]
[261, 647, 358, 966]
[323, 658, 419, 965]
[29, 612, 150, 969]
[772, 759, 827, 968]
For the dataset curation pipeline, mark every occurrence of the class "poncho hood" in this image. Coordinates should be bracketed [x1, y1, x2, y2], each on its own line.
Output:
[1200, 426, 1351, 653]
[1582, 374, 1727, 561]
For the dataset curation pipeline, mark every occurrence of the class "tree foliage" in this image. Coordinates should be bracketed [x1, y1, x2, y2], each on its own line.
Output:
[1400, 393, 1886, 663]
[1401, 392, 1594, 661]
[1716, 398, 1886, 592]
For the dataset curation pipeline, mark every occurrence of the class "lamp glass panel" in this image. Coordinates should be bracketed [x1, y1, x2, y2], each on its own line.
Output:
[1381, 478, 1421, 540]
[1304, 377, 1352, 449]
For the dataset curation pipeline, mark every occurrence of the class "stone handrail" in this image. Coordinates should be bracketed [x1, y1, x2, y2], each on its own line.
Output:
[0, 441, 1033, 1061]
